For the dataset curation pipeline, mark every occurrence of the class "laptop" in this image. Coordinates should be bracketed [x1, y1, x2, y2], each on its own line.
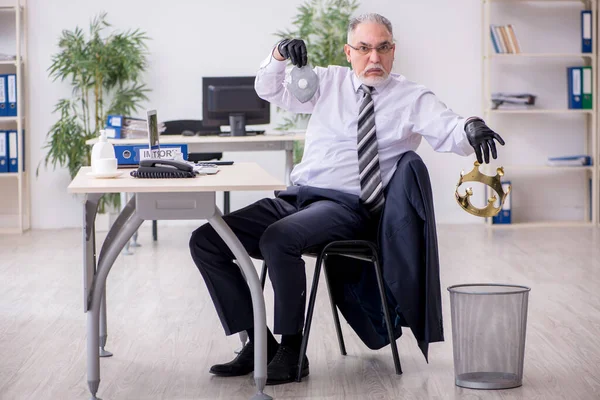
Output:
[147, 109, 160, 156]
[145, 109, 219, 174]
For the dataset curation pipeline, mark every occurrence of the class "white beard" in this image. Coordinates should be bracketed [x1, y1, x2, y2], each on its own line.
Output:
[358, 64, 390, 87]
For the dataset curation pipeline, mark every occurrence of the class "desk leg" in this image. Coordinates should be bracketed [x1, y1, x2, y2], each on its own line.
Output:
[98, 289, 112, 358]
[208, 211, 272, 400]
[120, 193, 133, 255]
[96, 193, 145, 359]
[224, 191, 231, 214]
[85, 195, 142, 400]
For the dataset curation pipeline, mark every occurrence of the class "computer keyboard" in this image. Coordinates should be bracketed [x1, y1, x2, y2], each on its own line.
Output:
[195, 130, 265, 136]
[196, 161, 234, 166]
[195, 131, 222, 136]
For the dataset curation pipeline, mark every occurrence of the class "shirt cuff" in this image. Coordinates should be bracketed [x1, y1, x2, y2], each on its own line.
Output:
[259, 46, 288, 71]
[456, 117, 475, 155]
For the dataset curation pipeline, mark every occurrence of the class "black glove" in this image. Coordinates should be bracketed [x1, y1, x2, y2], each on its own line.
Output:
[277, 38, 308, 68]
[465, 117, 505, 164]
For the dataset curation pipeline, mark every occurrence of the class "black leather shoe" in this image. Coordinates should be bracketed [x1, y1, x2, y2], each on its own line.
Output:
[266, 345, 309, 385]
[209, 342, 255, 377]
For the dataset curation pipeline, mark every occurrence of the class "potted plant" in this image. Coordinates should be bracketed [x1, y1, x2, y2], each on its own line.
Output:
[274, 0, 359, 163]
[38, 12, 151, 215]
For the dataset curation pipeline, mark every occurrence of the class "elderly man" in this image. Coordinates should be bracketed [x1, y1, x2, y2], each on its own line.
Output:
[189, 12, 504, 385]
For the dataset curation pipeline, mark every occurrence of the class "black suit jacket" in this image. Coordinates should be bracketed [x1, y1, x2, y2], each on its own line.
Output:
[325, 151, 444, 362]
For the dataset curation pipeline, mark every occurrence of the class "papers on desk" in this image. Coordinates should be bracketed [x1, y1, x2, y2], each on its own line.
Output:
[0, 53, 16, 61]
[193, 164, 220, 174]
[105, 115, 166, 139]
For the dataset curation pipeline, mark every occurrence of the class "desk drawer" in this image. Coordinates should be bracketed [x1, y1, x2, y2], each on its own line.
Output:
[136, 192, 216, 220]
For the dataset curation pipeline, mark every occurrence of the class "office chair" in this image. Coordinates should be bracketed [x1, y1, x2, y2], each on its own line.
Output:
[258, 240, 402, 382]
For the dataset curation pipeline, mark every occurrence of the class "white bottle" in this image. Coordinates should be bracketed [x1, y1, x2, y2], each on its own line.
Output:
[91, 130, 116, 172]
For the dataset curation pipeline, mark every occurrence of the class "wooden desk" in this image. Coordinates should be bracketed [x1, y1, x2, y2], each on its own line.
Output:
[68, 163, 285, 400]
[87, 133, 304, 239]
[86, 133, 305, 184]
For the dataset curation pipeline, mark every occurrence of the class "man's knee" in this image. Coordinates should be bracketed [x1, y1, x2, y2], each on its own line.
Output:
[259, 221, 301, 260]
[189, 222, 220, 260]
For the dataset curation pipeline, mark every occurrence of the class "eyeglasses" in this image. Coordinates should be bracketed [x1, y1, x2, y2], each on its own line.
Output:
[347, 42, 394, 55]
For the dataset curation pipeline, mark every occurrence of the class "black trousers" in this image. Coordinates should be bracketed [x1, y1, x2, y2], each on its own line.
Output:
[189, 185, 375, 336]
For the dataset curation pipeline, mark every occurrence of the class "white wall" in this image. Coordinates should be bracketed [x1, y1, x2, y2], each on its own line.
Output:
[23, 0, 583, 229]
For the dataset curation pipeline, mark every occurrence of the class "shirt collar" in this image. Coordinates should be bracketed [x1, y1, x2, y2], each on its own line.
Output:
[351, 70, 393, 94]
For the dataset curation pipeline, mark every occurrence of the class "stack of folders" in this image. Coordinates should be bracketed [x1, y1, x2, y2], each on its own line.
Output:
[490, 25, 521, 54]
[567, 67, 593, 109]
[0, 74, 17, 117]
[105, 115, 166, 139]
[0, 130, 20, 173]
[491, 93, 536, 110]
[546, 155, 592, 167]
[0, 53, 16, 61]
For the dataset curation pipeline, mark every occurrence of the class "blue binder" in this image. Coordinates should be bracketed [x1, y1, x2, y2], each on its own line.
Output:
[492, 181, 511, 224]
[8, 130, 17, 172]
[0, 131, 7, 173]
[567, 67, 583, 109]
[114, 143, 188, 166]
[582, 10, 592, 53]
[105, 114, 123, 138]
[0, 75, 7, 117]
[7, 74, 16, 117]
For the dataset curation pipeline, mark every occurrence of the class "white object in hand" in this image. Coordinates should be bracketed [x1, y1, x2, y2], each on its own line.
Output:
[289, 66, 319, 103]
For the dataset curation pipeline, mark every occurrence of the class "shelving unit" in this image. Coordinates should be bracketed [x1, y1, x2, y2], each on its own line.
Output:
[0, 0, 28, 234]
[482, 0, 598, 227]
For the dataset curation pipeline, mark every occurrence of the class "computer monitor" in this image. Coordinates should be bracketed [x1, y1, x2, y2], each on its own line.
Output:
[202, 76, 270, 136]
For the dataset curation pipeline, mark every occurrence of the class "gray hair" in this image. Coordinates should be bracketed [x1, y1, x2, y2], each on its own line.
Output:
[347, 13, 393, 43]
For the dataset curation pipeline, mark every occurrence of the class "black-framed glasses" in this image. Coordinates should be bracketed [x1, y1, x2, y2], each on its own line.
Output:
[347, 42, 394, 55]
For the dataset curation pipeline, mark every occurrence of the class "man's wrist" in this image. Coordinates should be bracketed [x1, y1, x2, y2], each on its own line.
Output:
[272, 47, 285, 61]
[273, 40, 286, 61]
[465, 116, 483, 127]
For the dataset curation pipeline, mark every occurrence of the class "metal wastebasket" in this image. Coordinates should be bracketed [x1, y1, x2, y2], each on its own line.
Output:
[447, 284, 531, 390]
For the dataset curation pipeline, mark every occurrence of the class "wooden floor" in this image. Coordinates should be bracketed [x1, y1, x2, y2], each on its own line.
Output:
[0, 223, 599, 400]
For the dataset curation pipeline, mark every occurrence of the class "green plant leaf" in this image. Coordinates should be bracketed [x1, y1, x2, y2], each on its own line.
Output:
[40, 11, 152, 212]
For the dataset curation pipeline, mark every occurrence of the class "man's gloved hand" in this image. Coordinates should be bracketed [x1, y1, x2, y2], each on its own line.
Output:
[465, 117, 505, 164]
[277, 38, 308, 68]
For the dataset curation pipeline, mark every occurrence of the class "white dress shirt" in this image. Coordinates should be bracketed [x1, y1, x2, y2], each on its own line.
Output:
[255, 53, 474, 197]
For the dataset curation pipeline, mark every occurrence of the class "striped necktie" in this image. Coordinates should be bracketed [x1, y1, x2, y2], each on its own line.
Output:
[357, 84, 385, 212]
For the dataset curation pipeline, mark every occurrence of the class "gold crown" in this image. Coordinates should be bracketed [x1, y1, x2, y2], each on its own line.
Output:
[455, 161, 511, 218]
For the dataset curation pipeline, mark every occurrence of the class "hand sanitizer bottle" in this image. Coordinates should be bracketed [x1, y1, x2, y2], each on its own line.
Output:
[91, 130, 117, 174]
[91, 129, 116, 162]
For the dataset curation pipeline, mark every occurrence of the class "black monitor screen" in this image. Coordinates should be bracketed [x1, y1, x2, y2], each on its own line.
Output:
[202, 76, 270, 128]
